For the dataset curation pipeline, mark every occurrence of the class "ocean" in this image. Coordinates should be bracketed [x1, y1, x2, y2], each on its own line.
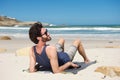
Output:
[0, 25, 120, 40]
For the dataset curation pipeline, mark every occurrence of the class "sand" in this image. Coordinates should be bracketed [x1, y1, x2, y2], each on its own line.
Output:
[0, 35, 120, 80]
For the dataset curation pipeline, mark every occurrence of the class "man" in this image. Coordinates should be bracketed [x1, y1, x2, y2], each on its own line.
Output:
[29, 22, 90, 73]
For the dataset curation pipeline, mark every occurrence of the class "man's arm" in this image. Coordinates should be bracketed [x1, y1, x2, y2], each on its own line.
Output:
[29, 47, 36, 72]
[46, 46, 78, 73]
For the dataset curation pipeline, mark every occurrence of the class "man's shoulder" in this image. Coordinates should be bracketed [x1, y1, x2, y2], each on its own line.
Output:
[29, 46, 35, 57]
[46, 45, 57, 58]
[46, 45, 56, 50]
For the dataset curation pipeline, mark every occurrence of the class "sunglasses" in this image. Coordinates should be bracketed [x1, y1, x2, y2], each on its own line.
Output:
[41, 29, 48, 36]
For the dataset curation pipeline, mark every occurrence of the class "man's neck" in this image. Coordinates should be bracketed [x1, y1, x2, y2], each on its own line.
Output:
[37, 41, 46, 48]
[35, 42, 46, 54]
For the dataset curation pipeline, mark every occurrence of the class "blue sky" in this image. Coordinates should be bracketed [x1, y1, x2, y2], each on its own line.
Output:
[0, 0, 120, 25]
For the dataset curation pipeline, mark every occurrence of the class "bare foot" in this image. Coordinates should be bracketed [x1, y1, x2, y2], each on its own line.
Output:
[84, 59, 90, 64]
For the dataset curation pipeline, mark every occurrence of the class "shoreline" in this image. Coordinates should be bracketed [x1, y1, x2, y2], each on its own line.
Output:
[1, 33, 120, 41]
[0, 35, 120, 53]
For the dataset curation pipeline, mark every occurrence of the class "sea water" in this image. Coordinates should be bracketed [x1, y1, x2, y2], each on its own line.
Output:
[0, 25, 120, 40]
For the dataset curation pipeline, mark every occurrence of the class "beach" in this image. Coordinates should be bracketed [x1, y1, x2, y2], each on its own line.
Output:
[0, 35, 120, 80]
[1, 0, 120, 79]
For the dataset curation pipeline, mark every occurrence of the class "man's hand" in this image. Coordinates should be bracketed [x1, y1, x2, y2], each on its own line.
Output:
[70, 62, 79, 68]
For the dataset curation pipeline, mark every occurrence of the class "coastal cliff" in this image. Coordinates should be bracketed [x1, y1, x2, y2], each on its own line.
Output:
[0, 16, 50, 26]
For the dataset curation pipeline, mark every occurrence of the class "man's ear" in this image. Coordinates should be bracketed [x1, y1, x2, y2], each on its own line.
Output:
[37, 37, 41, 40]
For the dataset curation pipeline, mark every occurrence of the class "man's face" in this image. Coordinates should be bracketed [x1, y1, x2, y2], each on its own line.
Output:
[41, 28, 51, 42]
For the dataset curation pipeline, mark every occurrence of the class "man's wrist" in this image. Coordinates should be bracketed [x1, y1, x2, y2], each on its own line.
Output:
[67, 62, 72, 66]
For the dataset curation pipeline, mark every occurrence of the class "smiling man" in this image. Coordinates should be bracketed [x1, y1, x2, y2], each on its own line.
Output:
[28, 22, 90, 73]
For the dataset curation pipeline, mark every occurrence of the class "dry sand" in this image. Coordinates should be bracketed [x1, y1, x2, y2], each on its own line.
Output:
[0, 36, 120, 80]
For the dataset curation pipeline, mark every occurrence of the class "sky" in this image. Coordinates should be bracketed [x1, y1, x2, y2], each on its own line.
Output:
[0, 0, 120, 25]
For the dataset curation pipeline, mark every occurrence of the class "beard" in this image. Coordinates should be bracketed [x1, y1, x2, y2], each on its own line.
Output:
[41, 36, 52, 42]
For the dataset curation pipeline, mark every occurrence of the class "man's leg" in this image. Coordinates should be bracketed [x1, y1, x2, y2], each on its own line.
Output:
[55, 38, 65, 52]
[72, 39, 90, 63]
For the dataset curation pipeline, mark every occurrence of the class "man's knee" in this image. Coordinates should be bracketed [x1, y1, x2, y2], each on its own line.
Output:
[60, 38, 65, 42]
[73, 39, 81, 47]
[57, 38, 65, 46]
[75, 39, 82, 44]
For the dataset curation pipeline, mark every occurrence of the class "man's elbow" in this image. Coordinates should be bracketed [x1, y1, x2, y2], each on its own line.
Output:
[53, 71, 60, 74]
[53, 70, 62, 74]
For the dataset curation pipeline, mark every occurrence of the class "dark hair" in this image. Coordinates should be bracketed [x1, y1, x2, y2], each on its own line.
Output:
[29, 22, 43, 44]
